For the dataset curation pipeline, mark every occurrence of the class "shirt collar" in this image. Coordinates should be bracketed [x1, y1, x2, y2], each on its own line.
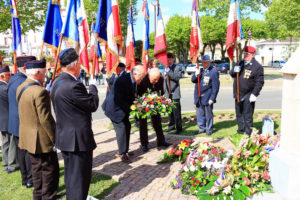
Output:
[0, 80, 8, 84]
[28, 77, 42, 86]
[64, 71, 78, 80]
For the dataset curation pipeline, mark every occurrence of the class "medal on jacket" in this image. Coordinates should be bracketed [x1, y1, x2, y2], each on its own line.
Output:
[244, 69, 252, 79]
[203, 76, 210, 86]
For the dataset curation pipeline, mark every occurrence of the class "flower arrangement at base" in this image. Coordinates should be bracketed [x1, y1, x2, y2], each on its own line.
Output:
[160, 131, 280, 200]
[130, 89, 175, 119]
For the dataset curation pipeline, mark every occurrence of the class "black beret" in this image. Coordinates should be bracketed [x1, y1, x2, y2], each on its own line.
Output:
[59, 48, 79, 66]
[16, 56, 36, 68]
[118, 62, 126, 68]
[25, 60, 46, 69]
[0, 65, 10, 73]
[135, 58, 141, 63]
[167, 53, 174, 58]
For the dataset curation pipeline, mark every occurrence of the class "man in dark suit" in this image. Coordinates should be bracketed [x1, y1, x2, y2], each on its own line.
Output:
[137, 68, 171, 152]
[164, 53, 183, 134]
[112, 64, 145, 162]
[229, 46, 264, 136]
[17, 60, 59, 200]
[192, 55, 220, 135]
[51, 48, 99, 200]
[8, 56, 36, 187]
[0, 66, 13, 172]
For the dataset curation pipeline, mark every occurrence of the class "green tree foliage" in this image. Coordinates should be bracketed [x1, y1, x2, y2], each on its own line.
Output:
[0, 0, 48, 33]
[134, 40, 143, 59]
[265, 0, 300, 39]
[165, 14, 191, 62]
[149, 32, 155, 58]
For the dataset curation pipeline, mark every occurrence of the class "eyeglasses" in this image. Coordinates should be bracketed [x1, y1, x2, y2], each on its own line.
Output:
[244, 52, 254, 56]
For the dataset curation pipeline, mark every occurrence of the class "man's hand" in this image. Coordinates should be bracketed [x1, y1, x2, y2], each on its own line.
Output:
[249, 94, 257, 102]
[234, 66, 241, 73]
[208, 99, 214, 105]
[89, 78, 97, 86]
[195, 68, 200, 76]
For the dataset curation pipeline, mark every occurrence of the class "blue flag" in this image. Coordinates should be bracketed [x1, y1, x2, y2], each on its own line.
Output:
[61, 0, 79, 43]
[9, 0, 22, 55]
[95, 0, 108, 42]
[42, 0, 63, 49]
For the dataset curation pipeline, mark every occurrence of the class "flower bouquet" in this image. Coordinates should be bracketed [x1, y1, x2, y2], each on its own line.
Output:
[130, 89, 175, 119]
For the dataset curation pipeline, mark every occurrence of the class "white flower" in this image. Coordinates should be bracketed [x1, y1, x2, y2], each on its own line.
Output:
[223, 185, 232, 195]
[183, 166, 189, 172]
[226, 150, 234, 157]
[207, 186, 220, 195]
[191, 141, 199, 146]
[189, 165, 196, 171]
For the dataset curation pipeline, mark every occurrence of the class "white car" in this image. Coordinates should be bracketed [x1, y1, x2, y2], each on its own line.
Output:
[186, 63, 203, 75]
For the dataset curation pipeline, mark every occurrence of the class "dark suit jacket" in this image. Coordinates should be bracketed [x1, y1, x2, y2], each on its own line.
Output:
[114, 72, 135, 115]
[0, 81, 9, 132]
[137, 74, 164, 96]
[8, 72, 27, 136]
[101, 73, 126, 123]
[51, 72, 99, 152]
[164, 64, 182, 100]
[192, 66, 220, 106]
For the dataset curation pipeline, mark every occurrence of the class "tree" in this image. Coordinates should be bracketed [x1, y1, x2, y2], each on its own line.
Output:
[0, 0, 48, 33]
[165, 14, 191, 62]
[149, 32, 155, 58]
[134, 40, 143, 59]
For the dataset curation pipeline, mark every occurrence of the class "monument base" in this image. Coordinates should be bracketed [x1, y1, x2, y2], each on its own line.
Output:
[269, 148, 300, 200]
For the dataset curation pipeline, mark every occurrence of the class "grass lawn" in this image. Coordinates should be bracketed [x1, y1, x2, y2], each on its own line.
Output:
[127, 110, 281, 140]
[0, 155, 118, 200]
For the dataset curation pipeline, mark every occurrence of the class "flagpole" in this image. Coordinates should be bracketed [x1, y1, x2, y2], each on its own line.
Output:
[13, 51, 17, 74]
[51, 34, 63, 84]
[39, 41, 45, 60]
[235, 41, 240, 102]
[91, 32, 98, 79]
[197, 58, 200, 97]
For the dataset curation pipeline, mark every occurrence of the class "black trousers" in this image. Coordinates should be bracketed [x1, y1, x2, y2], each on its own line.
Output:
[112, 115, 131, 155]
[235, 98, 255, 135]
[29, 151, 59, 200]
[168, 99, 182, 131]
[14, 137, 32, 185]
[139, 114, 165, 146]
[62, 150, 93, 200]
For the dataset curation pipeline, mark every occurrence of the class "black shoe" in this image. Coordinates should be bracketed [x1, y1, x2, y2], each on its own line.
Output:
[141, 145, 149, 152]
[174, 130, 182, 135]
[121, 154, 131, 163]
[165, 127, 175, 133]
[206, 132, 213, 136]
[26, 183, 33, 188]
[127, 151, 134, 156]
[54, 193, 66, 200]
[157, 142, 172, 147]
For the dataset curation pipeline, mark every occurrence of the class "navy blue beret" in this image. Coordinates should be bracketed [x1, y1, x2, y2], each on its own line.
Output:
[25, 60, 46, 69]
[59, 48, 79, 66]
[118, 62, 126, 68]
[0, 65, 10, 73]
[16, 56, 36, 68]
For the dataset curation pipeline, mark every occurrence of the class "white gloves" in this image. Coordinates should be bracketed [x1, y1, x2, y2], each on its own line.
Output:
[89, 78, 97, 86]
[165, 67, 170, 72]
[234, 66, 241, 73]
[46, 80, 52, 92]
[195, 69, 200, 76]
[208, 99, 214, 105]
[249, 94, 257, 102]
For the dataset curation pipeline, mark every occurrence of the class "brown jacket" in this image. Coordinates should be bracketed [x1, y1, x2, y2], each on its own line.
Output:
[17, 78, 56, 154]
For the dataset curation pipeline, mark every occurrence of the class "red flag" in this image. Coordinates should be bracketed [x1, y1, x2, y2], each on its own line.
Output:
[189, 0, 202, 63]
[0, 52, 2, 66]
[125, 5, 135, 71]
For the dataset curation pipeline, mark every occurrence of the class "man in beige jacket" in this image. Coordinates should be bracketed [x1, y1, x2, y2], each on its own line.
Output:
[17, 59, 59, 200]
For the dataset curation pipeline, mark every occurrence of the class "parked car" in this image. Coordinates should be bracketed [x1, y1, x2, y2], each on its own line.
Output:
[186, 63, 203, 75]
[216, 63, 230, 74]
[268, 60, 285, 68]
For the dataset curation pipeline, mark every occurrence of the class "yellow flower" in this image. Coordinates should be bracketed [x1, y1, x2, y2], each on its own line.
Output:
[178, 142, 187, 150]
[130, 105, 136, 110]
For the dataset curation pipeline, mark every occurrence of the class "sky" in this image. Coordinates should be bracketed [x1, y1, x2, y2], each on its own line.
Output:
[133, 0, 265, 41]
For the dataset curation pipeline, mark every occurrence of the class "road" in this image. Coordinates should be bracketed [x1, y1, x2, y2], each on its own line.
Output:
[93, 85, 282, 120]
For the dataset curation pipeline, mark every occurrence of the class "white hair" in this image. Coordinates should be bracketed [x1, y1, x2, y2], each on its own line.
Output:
[26, 68, 45, 75]
[64, 59, 78, 69]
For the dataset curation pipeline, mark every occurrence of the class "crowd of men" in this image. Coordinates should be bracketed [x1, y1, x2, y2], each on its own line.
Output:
[0, 45, 264, 199]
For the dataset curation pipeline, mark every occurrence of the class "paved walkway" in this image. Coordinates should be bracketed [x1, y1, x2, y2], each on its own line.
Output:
[89, 119, 236, 200]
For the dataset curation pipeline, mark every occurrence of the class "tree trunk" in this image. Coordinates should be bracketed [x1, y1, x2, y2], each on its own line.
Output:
[209, 44, 216, 60]
[220, 42, 226, 59]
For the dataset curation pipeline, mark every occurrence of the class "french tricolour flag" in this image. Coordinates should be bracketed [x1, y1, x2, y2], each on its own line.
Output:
[154, 5, 168, 67]
[142, 0, 150, 71]
[125, 5, 136, 71]
[226, 0, 244, 61]
[10, 0, 22, 56]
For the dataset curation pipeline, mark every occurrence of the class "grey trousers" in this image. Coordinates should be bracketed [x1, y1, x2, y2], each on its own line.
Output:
[1, 131, 19, 171]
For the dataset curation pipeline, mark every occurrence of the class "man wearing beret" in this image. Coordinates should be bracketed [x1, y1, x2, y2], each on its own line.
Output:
[230, 46, 264, 136]
[8, 56, 36, 187]
[0, 66, 13, 172]
[17, 60, 59, 200]
[51, 48, 99, 200]
[164, 53, 183, 134]
[192, 55, 220, 136]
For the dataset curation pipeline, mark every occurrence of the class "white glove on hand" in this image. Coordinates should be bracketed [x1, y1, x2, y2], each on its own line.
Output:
[234, 66, 241, 73]
[46, 80, 52, 92]
[195, 69, 200, 76]
[208, 99, 214, 105]
[89, 78, 97, 86]
[165, 67, 170, 72]
[249, 94, 257, 102]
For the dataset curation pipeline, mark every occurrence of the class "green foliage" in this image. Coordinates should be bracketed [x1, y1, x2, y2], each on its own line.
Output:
[231, 134, 244, 148]
[134, 40, 143, 59]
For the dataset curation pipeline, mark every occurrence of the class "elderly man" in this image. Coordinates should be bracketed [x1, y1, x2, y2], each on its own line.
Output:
[51, 48, 99, 200]
[17, 60, 59, 200]
[0, 66, 12, 172]
[137, 68, 171, 152]
[164, 53, 183, 134]
[113, 64, 145, 162]
[230, 46, 264, 136]
[8, 56, 36, 187]
[192, 55, 220, 135]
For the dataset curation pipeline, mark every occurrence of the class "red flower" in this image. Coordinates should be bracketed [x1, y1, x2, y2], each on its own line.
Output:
[175, 150, 182, 156]
[242, 177, 251, 186]
[150, 101, 154, 105]
[164, 101, 167, 104]
[169, 148, 175, 156]
[191, 177, 195, 181]
[192, 159, 196, 165]
[203, 151, 208, 154]
[182, 139, 190, 146]
[262, 171, 270, 180]
[196, 180, 200, 184]
[145, 107, 150, 112]
[193, 183, 196, 187]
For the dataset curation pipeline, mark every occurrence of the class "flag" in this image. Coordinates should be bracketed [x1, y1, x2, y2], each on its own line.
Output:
[61, 0, 90, 72]
[0, 52, 2, 66]
[95, 0, 123, 77]
[154, 5, 168, 67]
[226, 0, 244, 61]
[142, 0, 150, 71]
[10, 0, 22, 56]
[125, 5, 136, 71]
[89, 23, 102, 74]
[189, 0, 203, 63]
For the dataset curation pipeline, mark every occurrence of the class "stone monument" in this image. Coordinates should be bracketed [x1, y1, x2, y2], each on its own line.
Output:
[269, 46, 300, 199]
